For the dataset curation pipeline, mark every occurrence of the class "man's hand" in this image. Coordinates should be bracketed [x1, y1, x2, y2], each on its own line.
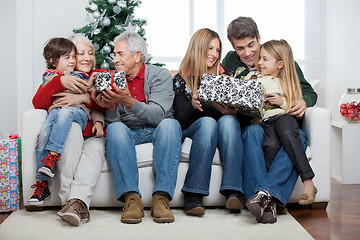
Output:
[90, 89, 116, 111]
[101, 84, 135, 109]
[288, 99, 306, 118]
[213, 103, 239, 117]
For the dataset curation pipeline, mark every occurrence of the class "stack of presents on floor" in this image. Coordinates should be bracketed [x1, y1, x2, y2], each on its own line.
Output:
[0, 135, 21, 213]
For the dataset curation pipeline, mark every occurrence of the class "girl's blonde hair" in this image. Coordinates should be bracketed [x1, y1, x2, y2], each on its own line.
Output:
[179, 28, 222, 95]
[261, 39, 302, 112]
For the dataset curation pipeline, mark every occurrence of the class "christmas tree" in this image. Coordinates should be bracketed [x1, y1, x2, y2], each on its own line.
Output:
[74, 0, 156, 70]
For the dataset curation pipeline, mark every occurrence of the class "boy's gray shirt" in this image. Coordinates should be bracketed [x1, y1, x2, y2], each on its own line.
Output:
[105, 64, 174, 129]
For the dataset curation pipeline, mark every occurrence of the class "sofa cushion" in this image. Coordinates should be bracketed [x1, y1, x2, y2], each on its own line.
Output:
[180, 138, 222, 165]
[101, 137, 222, 172]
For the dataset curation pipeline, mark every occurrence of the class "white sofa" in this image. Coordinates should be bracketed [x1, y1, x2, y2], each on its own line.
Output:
[22, 107, 331, 209]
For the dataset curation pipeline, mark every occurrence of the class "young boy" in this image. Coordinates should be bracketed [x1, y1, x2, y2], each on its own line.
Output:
[28, 37, 104, 205]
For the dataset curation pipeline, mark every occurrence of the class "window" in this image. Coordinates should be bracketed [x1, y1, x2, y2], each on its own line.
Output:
[135, 0, 323, 81]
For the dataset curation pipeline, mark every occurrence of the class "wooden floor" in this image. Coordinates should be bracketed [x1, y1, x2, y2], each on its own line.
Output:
[1, 179, 360, 239]
[288, 179, 360, 240]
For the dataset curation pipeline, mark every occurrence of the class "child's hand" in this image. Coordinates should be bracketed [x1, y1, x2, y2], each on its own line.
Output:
[92, 121, 104, 138]
[265, 93, 283, 106]
[88, 72, 97, 90]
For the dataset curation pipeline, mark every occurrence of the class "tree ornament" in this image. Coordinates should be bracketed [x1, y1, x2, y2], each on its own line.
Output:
[102, 17, 111, 27]
[101, 61, 110, 70]
[102, 44, 112, 53]
[93, 11, 101, 19]
[118, 15, 138, 32]
[93, 43, 100, 51]
[113, 6, 121, 14]
[73, 0, 162, 68]
[90, 3, 98, 11]
[117, 0, 127, 8]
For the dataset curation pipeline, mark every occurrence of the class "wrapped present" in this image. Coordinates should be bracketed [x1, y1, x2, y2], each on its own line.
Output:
[198, 73, 265, 118]
[0, 135, 20, 212]
[95, 71, 126, 92]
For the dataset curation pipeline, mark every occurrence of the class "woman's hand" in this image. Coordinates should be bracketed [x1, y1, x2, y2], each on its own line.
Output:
[213, 103, 239, 116]
[60, 75, 90, 94]
[52, 92, 91, 107]
[92, 121, 104, 138]
[191, 91, 203, 111]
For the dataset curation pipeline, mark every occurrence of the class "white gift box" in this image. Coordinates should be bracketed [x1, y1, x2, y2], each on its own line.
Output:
[198, 73, 265, 118]
[95, 71, 126, 91]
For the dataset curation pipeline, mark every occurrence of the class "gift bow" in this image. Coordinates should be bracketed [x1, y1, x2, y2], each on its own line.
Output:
[9, 134, 19, 139]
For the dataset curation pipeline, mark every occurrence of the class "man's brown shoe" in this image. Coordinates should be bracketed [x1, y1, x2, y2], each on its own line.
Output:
[57, 198, 89, 227]
[121, 193, 144, 224]
[151, 194, 175, 223]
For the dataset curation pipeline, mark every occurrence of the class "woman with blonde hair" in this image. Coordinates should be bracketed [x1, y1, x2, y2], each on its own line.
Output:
[173, 28, 245, 216]
[245, 39, 316, 224]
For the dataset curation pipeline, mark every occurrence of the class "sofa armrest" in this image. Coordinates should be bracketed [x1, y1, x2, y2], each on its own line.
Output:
[301, 107, 331, 202]
[21, 109, 48, 206]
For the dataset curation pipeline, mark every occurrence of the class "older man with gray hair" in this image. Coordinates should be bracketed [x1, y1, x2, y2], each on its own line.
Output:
[93, 32, 182, 224]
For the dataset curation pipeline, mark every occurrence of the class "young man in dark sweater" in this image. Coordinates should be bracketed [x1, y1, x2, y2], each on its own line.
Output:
[222, 16, 317, 223]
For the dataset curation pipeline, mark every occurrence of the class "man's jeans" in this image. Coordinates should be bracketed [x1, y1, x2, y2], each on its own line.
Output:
[106, 118, 182, 201]
[182, 115, 244, 196]
[35, 106, 88, 181]
[242, 124, 307, 206]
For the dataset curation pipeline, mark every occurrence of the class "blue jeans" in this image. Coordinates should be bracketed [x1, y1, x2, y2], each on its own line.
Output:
[242, 124, 307, 206]
[106, 118, 182, 201]
[35, 106, 88, 181]
[182, 115, 244, 196]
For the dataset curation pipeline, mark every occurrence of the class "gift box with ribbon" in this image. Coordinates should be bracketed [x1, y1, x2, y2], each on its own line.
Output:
[198, 73, 265, 118]
[95, 71, 126, 92]
[0, 135, 21, 212]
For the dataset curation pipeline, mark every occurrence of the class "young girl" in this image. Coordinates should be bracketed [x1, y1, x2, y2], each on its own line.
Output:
[173, 28, 245, 216]
[245, 39, 317, 205]
[28, 37, 104, 206]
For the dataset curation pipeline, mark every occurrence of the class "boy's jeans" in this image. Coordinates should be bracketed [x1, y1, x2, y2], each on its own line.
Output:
[35, 106, 87, 181]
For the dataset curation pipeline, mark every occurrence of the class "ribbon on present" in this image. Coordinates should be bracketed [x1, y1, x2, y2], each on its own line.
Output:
[110, 70, 115, 90]
[9, 134, 19, 139]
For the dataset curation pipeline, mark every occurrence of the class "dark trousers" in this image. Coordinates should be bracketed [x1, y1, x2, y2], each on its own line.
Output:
[260, 114, 315, 182]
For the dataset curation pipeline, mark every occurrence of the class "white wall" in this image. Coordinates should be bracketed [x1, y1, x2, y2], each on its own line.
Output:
[324, 0, 360, 122]
[0, 0, 17, 135]
[1, 0, 360, 135]
[0, 0, 88, 135]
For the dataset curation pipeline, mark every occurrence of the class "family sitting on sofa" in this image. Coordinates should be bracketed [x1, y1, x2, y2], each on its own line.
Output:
[27, 16, 318, 226]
